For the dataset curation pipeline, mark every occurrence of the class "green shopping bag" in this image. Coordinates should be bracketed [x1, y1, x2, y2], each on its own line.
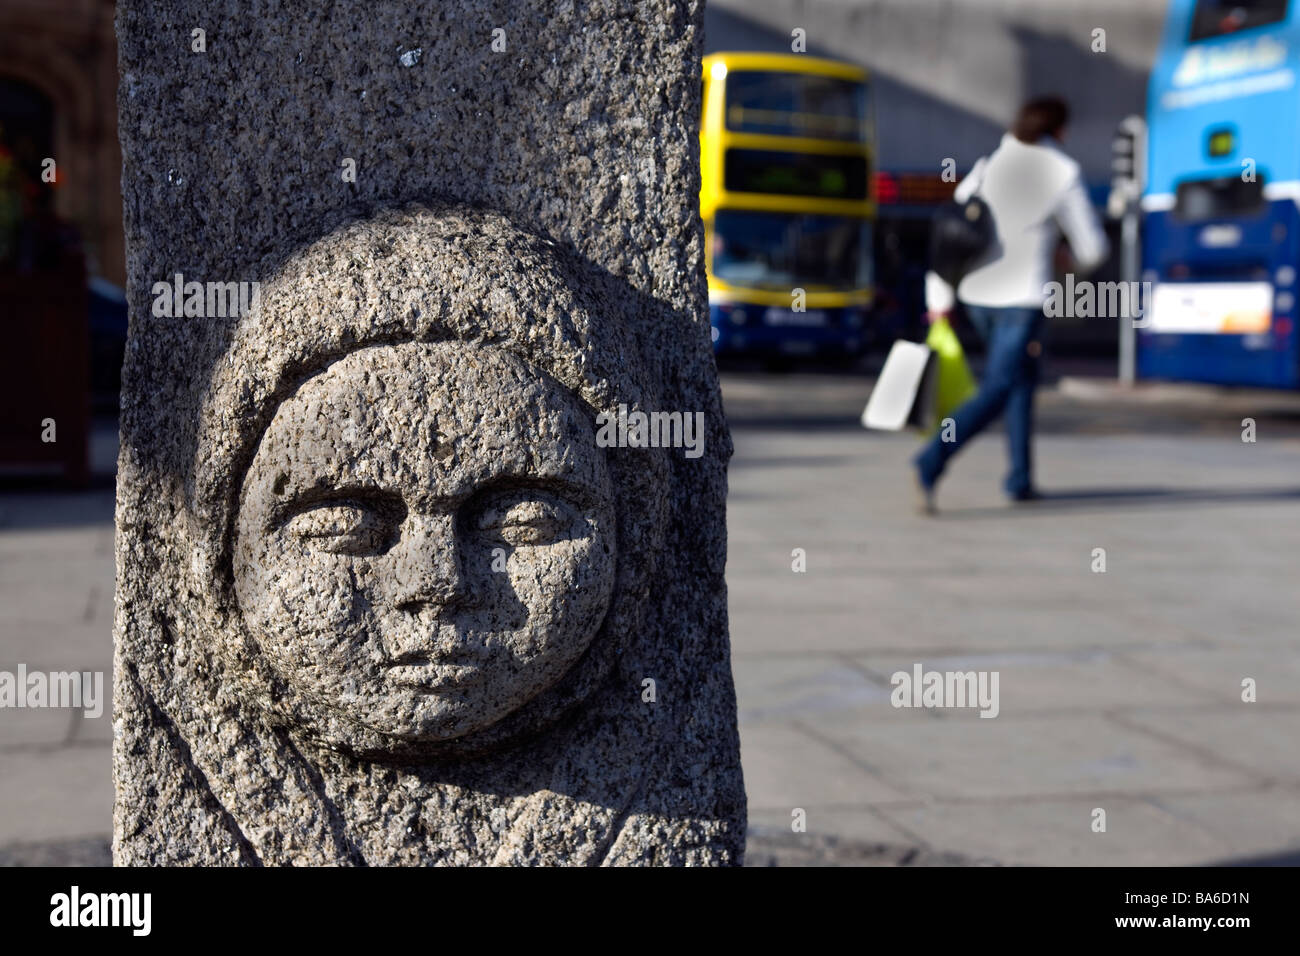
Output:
[919, 315, 977, 434]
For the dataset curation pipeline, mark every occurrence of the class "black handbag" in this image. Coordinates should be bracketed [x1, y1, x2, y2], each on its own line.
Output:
[929, 164, 995, 289]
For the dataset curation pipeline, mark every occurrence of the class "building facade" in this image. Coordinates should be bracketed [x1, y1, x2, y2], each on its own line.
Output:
[0, 0, 123, 284]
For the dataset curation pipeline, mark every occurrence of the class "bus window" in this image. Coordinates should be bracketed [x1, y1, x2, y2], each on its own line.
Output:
[1189, 0, 1290, 42]
[724, 71, 867, 142]
[724, 149, 869, 200]
[1174, 175, 1266, 220]
[711, 210, 871, 291]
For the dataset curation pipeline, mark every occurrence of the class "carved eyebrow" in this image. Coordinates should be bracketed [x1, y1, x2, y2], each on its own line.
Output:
[459, 474, 606, 512]
[269, 472, 605, 527]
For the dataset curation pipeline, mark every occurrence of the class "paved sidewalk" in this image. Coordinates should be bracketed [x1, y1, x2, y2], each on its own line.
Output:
[4, 387, 1300, 865]
[730, 379, 1300, 865]
[0, 486, 115, 856]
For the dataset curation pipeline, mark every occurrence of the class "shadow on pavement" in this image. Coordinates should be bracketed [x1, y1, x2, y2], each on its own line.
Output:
[0, 836, 111, 867]
[0, 487, 116, 531]
[942, 486, 1300, 518]
[1212, 849, 1300, 867]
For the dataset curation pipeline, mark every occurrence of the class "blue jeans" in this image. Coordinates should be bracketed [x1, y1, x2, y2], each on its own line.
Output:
[915, 305, 1044, 497]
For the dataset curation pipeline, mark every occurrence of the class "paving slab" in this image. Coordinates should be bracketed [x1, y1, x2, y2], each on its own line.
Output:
[739, 721, 910, 809]
[1139, 789, 1300, 864]
[873, 795, 1238, 867]
[1117, 709, 1300, 787]
[853, 648, 1208, 716]
[1121, 646, 1300, 705]
[0, 744, 113, 845]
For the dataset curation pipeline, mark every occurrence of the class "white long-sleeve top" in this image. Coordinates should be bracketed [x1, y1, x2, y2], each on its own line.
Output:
[926, 132, 1110, 314]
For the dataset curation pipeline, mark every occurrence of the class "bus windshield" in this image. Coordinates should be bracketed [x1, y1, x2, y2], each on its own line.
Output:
[1175, 175, 1266, 220]
[711, 210, 871, 291]
[725, 71, 868, 142]
[1190, 0, 1289, 41]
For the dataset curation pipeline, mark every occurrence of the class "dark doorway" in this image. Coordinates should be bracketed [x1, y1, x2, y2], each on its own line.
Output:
[0, 76, 56, 216]
[0, 74, 89, 484]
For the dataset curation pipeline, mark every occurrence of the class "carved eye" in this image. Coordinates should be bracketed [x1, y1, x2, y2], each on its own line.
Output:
[475, 495, 576, 547]
[285, 502, 398, 555]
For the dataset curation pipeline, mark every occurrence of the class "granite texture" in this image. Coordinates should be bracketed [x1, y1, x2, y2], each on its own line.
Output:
[113, 1, 743, 865]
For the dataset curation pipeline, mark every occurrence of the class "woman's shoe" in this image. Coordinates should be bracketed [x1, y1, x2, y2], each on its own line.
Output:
[914, 469, 938, 516]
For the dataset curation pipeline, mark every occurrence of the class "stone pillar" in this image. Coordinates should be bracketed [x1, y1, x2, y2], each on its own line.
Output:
[113, 1, 744, 865]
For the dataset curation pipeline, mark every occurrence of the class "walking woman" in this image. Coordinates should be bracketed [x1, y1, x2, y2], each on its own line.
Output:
[914, 96, 1109, 513]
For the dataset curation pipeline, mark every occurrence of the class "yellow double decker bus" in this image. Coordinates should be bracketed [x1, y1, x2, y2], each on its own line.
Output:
[701, 52, 875, 359]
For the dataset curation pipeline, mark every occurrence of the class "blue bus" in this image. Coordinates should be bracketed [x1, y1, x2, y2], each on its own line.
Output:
[1142, 0, 1300, 387]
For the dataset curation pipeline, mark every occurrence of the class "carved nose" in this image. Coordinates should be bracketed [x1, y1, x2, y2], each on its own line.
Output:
[391, 513, 470, 611]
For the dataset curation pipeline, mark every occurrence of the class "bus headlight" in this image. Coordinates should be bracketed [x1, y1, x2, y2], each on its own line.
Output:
[1278, 266, 1296, 287]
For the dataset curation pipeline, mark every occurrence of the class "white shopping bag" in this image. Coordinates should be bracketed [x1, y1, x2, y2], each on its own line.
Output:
[860, 339, 935, 431]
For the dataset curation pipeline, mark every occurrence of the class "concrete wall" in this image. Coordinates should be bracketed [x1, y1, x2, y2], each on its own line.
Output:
[705, 0, 1171, 184]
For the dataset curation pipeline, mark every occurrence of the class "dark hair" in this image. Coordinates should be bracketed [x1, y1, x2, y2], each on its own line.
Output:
[1012, 96, 1070, 144]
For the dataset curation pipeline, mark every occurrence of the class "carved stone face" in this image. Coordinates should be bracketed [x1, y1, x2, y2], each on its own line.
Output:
[232, 341, 617, 744]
